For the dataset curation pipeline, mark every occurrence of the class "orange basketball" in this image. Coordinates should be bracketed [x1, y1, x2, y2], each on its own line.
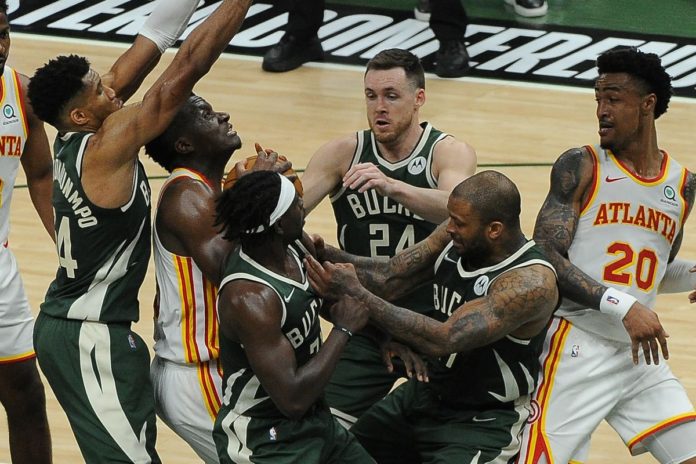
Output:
[223, 154, 303, 196]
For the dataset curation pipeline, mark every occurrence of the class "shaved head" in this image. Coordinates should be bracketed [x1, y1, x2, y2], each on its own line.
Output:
[451, 170, 521, 227]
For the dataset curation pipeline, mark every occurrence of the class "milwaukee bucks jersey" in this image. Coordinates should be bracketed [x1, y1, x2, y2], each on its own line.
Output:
[41, 132, 151, 323]
[0, 66, 29, 244]
[217, 244, 323, 419]
[330, 122, 448, 313]
[429, 240, 555, 409]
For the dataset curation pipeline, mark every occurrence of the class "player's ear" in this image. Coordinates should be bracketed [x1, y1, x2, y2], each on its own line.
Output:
[174, 137, 194, 155]
[488, 221, 503, 240]
[415, 88, 425, 108]
[642, 93, 656, 117]
[68, 107, 89, 127]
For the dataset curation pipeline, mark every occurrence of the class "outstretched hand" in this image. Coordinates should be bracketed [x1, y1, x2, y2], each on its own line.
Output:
[304, 255, 361, 301]
[622, 302, 669, 365]
[380, 340, 429, 382]
[234, 142, 293, 178]
[689, 265, 696, 304]
[343, 162, 395, 196]
[309, 234, 326, 262]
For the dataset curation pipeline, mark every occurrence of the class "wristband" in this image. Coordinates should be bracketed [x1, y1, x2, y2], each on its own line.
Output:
[599, 287, 637, 320]
[332, 325, 353, 339]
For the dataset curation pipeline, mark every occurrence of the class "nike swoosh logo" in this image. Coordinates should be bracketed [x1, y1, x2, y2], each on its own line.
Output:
[472, 416, 496, 423]
[283, 288, 295, 303]
[605, 176, 627, 183]
[444, 254, 458, 264]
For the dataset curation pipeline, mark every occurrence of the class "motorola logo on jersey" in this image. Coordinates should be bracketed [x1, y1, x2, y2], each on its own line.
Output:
[407, 156, 427, 175]
[473, 275, 490, 296]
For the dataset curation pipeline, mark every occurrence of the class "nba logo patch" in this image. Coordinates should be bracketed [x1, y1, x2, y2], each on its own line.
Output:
[269, 426, 277, 441]
[127, 334, 137, 350]
[571, 344, 580, 357]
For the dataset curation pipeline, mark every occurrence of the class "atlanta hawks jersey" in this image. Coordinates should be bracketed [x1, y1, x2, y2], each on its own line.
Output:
[557, 145, 689, 342]
[330, 121, 447, 313]
[217, 244, 323, 419]
[153, 168, 219, 364]
[0, 66, 28, 244]
[429, 240, 556, 408]
[41, 132, 151, 322]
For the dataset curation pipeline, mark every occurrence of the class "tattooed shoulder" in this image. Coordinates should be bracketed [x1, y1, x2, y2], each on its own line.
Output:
[549, 147, 594, 202]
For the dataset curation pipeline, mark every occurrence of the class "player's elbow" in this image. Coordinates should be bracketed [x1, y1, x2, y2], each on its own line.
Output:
[275, 397, 313, 421]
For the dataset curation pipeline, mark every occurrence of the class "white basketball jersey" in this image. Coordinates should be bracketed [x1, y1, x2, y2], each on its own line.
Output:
[557, 145, 689, 342]
[153, 168, 219, 363]
[0, 67, 28, 244]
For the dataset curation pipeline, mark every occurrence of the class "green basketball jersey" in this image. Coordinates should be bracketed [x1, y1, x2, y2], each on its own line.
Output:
[330, 122, 448, 314]
[41, 132, 151, 323]
[429, 240, 555, 409]
[217, 244, 323, 419]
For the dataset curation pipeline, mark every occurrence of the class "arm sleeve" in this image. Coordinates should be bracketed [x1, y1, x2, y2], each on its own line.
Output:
[658, 258, 696, 294]
[139, 0, 200, 53]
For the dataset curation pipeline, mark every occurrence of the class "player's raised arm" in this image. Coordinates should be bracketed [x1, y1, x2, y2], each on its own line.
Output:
[94, 0, 252, 170]
[102, 0, 200, 103]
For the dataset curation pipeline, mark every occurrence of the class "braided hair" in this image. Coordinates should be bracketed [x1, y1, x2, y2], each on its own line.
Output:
[215, 171, 281, 243]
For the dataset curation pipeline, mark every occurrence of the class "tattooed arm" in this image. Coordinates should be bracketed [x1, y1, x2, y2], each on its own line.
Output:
[533, 148, 607, 306]
[311, 222, 450, 300]
[306, 259, 558, 357]
[534, 147, 668, 365]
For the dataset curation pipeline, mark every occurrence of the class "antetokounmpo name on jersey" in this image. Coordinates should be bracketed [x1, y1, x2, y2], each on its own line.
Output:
[593, 202, 677, 243]
[54, 159, 97, 228]
[346, 190, 425, 220]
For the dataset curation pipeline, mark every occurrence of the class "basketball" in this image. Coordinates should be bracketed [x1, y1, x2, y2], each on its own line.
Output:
[223, 154, 303, 196]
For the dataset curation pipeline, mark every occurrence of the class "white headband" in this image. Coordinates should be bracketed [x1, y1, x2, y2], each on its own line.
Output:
[246, 174, 296, 234]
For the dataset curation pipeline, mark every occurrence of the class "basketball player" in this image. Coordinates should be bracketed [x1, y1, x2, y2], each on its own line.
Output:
[516, 48, 696, 464]
[145, 95, 290, 463]
[305, 170, 560, 463]
[0, 1, 52, 462]
[26, 1, 253, 462]
[301, 47, 476, 427]
[212, 171, 374, 463]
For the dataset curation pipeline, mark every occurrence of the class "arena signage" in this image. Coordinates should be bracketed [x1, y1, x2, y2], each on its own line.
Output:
[9, 0, 696, 98]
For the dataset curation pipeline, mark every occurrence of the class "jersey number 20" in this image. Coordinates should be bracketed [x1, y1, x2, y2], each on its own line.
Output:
[603, 242, 658, 291]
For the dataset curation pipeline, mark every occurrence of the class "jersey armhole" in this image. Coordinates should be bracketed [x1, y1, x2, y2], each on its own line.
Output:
[579, 145, 600, 215]
[218, 273, 288, 327]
